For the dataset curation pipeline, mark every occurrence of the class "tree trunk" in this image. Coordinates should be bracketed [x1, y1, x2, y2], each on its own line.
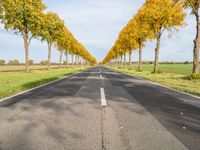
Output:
[65, 52, 68, 67]
[120, 55, 123, 66]
[77, 56, 80, 65]
[129, 50, 132, 69]
[124, 53, 126, 69]
[59, 51, 63, 69]
[117, 57, 120, 66]
[138, 43, 143, 71]
[80, 57, 83, 65]
[47, 42, 52, 71]
[193, 13, 200, 74]
[153, 33, 161, 73]
[22, 32, 30, 72]
[72, 54, 74, 65]
[75, 55, 77, 65]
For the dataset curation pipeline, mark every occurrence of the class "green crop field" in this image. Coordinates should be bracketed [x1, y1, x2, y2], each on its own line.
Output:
[117, 64, 195, 75]
[111, 64, 200, 97]
[0, 65, 75, 72]
[0, 66, 87, 99]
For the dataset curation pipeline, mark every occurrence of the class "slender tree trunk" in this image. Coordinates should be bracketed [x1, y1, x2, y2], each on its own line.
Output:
[193, 13, 200, 74]
[65, 52, 68, 67]
[153, 33, 161, 73]
[75, 55, 77, 65]
[47, 42, 53, 71]
[80, 57, 83, 65]
[59, 51, 63, 69]
[120, 55, 123, 67]
[72, 54, 74, 65]
[117, 57, 120, 66]
[124, 53, 126, 69]
[22, 32, 30, 72]
[138, 42, 143, 71]
[77, 56, 80, 65]
[129, 50, 132, 69]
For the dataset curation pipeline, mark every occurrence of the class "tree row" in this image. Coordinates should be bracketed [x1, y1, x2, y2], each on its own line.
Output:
[103, 0, 200, 74]
[0, 0, 96, 72]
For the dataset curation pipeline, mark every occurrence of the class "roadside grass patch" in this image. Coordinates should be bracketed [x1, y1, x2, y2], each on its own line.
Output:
[188, 74, 200, 80]
[122, 64, 194, 75]
[0, 67, 87, 99]
[111, 66, 200, 97]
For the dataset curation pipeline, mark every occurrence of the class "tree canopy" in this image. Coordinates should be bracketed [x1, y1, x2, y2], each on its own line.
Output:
[103, 0, 185, 73]
[1, 0, 46, 72]
[0, 0, 96, 70]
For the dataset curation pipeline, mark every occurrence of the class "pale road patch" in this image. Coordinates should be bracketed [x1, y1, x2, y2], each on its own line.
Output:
[100, 88, 107, 107]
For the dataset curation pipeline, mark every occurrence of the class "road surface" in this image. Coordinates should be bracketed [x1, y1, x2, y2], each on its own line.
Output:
[0, 66, 200, 150]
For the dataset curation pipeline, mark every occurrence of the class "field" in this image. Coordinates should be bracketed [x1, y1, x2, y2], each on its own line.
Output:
[116, 64, 195, 75]
[0, 65, 71, 72]
[111, 64, 200, 97]
[0, 65, 87, 99]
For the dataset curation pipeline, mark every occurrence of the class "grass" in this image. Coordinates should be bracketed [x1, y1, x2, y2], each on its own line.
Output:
[0, 65, 74, 72]
[115, 64, 195, 75]
[0, 66, 87, 99]
[110, 64, 200, 97]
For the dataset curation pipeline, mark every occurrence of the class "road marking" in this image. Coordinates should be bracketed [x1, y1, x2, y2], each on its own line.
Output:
[100, 88, 107, 107]
[99, 66, 101, 73]
[182, 126, 186, 130]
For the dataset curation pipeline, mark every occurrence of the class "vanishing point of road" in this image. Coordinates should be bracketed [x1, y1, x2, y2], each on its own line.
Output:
[0, 66, 200, 150]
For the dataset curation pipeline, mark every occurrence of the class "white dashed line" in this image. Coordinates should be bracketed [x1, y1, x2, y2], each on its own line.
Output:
[100, 88, 107, 107]
[182, 126, 186, 130]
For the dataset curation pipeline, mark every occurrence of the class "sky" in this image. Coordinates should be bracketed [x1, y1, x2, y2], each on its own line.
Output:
[0, 0, 197, 63]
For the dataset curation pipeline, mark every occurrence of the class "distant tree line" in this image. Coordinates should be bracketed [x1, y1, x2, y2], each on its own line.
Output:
[0, 59, 195, 66]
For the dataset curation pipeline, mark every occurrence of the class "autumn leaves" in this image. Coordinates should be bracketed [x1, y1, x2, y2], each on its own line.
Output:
[103, 0, 199, 75]
[0, 0, 96, 72]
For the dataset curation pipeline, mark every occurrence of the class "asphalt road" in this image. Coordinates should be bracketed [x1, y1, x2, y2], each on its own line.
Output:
[0, 66, 200, 150]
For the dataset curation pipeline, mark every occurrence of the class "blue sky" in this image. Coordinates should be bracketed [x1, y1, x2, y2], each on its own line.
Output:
[0, 0, 196, 63]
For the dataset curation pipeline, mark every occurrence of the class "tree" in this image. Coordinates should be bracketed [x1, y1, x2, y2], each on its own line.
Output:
[64, 52, 68, 66]
[8, 59, 20, 65]
[40, 60, 48, 65]
[39, 12, 65, 70]
[58, 50, 63, 69]
[29, 60, 34, 65]
[140, 0, 185, 73]
[184, 0, 200, 74]
[130, 12, 154, 71]
[2, 0, 46, 72]
[0, 0, 3, 21]
[116, 26, 138, 69]
[56, 27, 72, 68]
[0, 60, 5, 65]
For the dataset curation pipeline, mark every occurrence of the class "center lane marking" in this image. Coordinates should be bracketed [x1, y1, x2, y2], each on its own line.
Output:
[100, 87, 107, 107]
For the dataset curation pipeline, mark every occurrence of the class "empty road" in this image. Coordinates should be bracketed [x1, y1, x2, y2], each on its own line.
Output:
[0, 66, 200, 150]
